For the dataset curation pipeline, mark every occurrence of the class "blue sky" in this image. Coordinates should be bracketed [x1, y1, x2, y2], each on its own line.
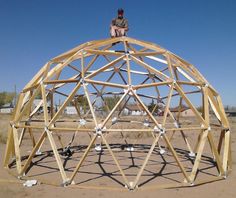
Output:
[0, 0, 236, 106]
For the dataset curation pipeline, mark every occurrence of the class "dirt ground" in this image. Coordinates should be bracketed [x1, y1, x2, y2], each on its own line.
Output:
[0, 114, 235, 198]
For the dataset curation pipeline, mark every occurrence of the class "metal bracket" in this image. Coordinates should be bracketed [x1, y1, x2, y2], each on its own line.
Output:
[95, 124, 105, 135]
[79, 119, 86, 126]
[125, 182, 137, 191]
[62, 179, 71, 187]
[112, 117, 117, 125]
[154, 124, 165, 135]
[143, 119, 150, 127]
[80, 78, 88, 86]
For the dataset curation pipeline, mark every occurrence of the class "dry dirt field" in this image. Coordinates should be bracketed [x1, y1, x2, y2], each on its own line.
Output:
[0, 113, 235, 198]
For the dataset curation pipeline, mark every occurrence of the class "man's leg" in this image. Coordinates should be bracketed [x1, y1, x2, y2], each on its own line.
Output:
[120, 29, 125, 36]
[110, 26, 117, 37]
[116, 28, 126, 37]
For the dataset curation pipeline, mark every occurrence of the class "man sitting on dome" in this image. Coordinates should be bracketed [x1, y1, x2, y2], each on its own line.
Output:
[110, 8, 128, 37]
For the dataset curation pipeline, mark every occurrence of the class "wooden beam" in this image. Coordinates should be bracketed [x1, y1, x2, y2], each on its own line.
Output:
[85, 79, 128, 89]
[44, 79, 79, 84]
[133, 81, 171, 89]
[132, 133, 161, 188]
[165, 52, 174, 78]
[188, 129, 209, 183]
[41, 83, 68, 183]
[223, 130, 230, 174]
[12, 127, 22, 173]
[48, 82, 82, 126]
[126, 37, 166, 53]
[20, 131, 47, 175]
[85, 49, 124, 56]
[174, 83, 207, 126]
[3, 126, 14, 167]
[101, 133, 130, 188]
[85, 55, 125, 79]
[162, 84, 174, 126]
[69, 134, 97, 183]
[14, 85, 41, 123]
[131, 55, 170, 81]
[131, 51, 164, 56]
[163, 133, 191, 183]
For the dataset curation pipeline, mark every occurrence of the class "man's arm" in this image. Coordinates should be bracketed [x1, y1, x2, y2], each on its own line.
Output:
[124, 19, 129, 31]
[111, 18, 116, 26]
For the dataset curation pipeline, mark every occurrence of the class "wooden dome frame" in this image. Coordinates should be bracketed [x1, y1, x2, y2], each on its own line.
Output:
[3, 37, 232, 190]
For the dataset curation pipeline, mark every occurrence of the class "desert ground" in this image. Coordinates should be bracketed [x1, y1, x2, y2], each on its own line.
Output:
[0, 113, 235, 198]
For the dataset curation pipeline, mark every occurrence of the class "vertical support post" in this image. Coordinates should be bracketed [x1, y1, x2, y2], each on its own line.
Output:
[188, 129, 209, 183]
[188, 86, 210, 183]
[3, 126, 14, 167]
[4, 92, 25, 167]
[223, 130, 230, 175]
[41, 83, 68, 184]
[81, 51, 85, 78]
[12, 126, 22, 174]
[162, 83, 174, 126]
[166, 52, 174, 78]
[132, 133, 161, 189]
[50, 91, 54, 119]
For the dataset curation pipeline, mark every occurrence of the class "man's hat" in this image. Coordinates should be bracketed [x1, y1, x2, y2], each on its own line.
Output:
[118, 8, 124, 15]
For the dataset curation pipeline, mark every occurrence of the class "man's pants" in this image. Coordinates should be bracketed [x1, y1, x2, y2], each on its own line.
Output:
[110, 26, 126, 37]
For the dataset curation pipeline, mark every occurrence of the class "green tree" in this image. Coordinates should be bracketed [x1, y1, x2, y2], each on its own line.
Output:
[147, 99, 160, 114]
[196, 106, 203, 113]
[76, 96, 89, 114]
[35, 92, 42, 99]
[102, 96, 121, 111]
[0, 92, 15, 107]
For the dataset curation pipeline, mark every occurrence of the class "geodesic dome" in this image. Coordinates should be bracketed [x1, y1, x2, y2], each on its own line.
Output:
[4, 37, 231, 190]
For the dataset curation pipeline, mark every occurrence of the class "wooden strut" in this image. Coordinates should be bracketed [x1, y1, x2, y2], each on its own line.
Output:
[4, 36, 231, 190]
[41, 83, 69, 183]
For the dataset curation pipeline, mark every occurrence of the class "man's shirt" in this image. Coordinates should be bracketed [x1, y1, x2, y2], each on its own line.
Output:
[112, 17, 128, 28]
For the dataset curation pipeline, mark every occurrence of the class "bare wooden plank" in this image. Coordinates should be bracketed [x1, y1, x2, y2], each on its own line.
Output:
[15, 91, 40, 124]
[176, 81, 204, 86]
[165, 52, 174, 78]
[131, 51, 164, 56]
[20, 131, 47, 175]
[101, 133, 130, 188]
[131, 55, 170, 81]
[85, 49, 124, 56]
[44, 79, 79, 84]
[85, 79, 128, 89]
[208, 89, 228, 127]
[23, 62, 50, 90]
[207, 131, 224, 175]
[48, 82, 82, 126]
[223, 130, 230, 173]
[132, 133, 161, 188]
[126, 37, 166, 53]
[174, 83, 207, 126]
[12, 127, 22, 173]
[162, 84, 174, 126]
[51, 38, 112, 63]
[133, 81, 170, 89]
[3, 127, 14, 167]
[163, 133, 191, 183]
[69, 135, 97, 183]
[188, 129, 209, 182]
[41, 84, 68, 183]
[85, 55, 125, 79]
